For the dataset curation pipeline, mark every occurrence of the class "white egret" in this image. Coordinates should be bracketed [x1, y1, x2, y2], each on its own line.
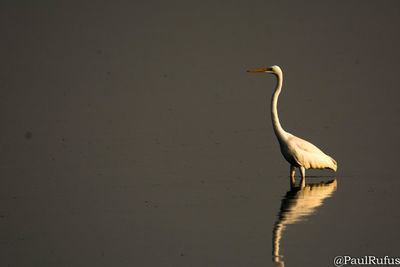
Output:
[247, 65, 337, 185]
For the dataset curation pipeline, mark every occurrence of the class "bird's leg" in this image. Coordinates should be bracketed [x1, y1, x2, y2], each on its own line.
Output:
[299, 166, 306, 188]
[290, 166, 296, 188]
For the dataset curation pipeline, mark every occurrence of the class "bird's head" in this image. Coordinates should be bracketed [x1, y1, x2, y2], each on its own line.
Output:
[247, 65, 282, 75]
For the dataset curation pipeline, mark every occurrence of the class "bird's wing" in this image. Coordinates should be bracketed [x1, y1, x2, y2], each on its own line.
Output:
[287, 134, 336, 170]
[289, 135, 325, 154]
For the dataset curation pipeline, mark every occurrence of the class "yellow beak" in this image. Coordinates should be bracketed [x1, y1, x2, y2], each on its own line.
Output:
[247, 68, 272, 73]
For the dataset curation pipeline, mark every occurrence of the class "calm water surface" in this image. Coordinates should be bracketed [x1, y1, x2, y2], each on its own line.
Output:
[1, 1, 400, 266]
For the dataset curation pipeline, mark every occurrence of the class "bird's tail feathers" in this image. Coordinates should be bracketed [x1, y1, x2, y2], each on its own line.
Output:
[329, 156, 337, 172]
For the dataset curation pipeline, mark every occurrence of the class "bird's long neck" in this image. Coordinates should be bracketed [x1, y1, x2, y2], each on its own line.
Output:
[271, 71, 287, 142]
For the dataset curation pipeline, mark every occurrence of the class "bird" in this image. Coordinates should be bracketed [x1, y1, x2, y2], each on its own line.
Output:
[247, 65, 337, 186]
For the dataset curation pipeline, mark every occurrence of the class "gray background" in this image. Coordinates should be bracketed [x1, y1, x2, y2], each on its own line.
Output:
[1, 1, 399, 266]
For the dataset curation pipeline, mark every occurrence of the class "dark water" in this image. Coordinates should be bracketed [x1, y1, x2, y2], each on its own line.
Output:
[1, 1, 400, 266]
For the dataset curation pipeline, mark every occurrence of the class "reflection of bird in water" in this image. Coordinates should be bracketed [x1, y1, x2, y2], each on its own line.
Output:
[247, 65, 337, 185]
[272, 179, 338, 267]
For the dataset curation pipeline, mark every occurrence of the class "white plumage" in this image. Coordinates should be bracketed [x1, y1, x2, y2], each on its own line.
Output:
[248, 65, 337, 185]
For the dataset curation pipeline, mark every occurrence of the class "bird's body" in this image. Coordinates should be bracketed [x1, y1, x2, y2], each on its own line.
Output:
[279, 133, 337, 170]
[248, 65, 337, 186]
